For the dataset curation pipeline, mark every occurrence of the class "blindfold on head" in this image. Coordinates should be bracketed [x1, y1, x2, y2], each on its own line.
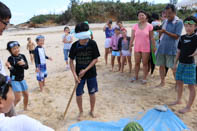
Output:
[74, 31, 91, 40]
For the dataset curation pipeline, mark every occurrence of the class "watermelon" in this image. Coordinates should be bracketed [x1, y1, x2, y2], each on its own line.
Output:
[123, 122, 144, 131]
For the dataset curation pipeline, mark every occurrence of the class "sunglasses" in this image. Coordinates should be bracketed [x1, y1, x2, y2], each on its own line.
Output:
[0, 19, 9, 26]
[9, 42, 19, 48]
[184, 20, 196, 25]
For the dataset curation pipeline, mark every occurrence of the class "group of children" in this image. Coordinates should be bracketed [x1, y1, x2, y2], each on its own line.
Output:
[3, 21, 100, 121]
[5, 35, 52, 111]
[4, 15, 197, 123]
[104, 20, 132, 73]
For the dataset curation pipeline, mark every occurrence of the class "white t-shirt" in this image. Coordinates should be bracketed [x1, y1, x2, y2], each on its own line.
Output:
[62, 34, 72, 50]
[0, 59, 6, 76]
[0, 113, 54, 131]
[38, 48, 46, 64]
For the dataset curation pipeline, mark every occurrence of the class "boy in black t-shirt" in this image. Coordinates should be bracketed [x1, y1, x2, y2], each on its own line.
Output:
[69, 23, 100, 120]
[170, 16, 197, 114]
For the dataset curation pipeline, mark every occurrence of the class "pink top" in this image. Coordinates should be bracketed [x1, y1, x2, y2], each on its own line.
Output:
[110, 34, 121, 51]
[132, 23, 153, 52]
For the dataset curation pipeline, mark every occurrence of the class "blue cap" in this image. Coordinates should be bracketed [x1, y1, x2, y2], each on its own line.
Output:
[36, 35, 45, 42]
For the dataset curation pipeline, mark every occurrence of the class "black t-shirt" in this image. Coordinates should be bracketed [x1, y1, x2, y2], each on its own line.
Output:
[69, 39, 100, 79]
[8, 54, 29, 81]
[178, 34, 197, 64]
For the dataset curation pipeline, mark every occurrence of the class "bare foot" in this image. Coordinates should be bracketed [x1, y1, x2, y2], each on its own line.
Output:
[89, 112, 96, 118]
[178, 107, 191, 114]
[168, 101, 182, 106]
[77, 112, 84, 121]
[24, 107, 28, 111]
[154, 82, 165, 88]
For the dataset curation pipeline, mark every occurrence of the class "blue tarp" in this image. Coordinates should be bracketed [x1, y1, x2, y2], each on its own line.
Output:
[135, 108, 189, 131]
[68, 108, 189, 131]
[68, 118, 130, 131]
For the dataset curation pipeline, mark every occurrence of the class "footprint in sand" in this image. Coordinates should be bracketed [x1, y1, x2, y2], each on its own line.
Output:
[44, 87, 50, 93]
[42, 98, 53, 106]
[29, 87, 40, 93]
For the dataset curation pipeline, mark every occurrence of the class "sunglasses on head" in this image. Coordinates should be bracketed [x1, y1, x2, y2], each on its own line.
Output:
[9, 42, 19, 48]
[184, 20, 196, 25]
[0, 19, 9, 26]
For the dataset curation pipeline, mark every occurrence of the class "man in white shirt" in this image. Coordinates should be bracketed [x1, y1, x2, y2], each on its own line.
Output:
[0, 73, 54, 131]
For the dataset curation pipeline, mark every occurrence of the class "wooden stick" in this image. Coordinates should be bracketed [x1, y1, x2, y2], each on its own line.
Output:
[63, 83, 78, 119]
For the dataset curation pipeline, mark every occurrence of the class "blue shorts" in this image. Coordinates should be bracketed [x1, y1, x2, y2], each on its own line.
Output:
[176, 63, 196, 85]
[112, 51, 120, 56]
[63, 49, 70, 61]
[76, 77, 98, 96]
[37, 64, 47, 81]
[11, 80, 28, 92]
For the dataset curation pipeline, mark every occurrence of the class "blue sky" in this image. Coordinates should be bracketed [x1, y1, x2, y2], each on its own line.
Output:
[2, 0, 169, 25]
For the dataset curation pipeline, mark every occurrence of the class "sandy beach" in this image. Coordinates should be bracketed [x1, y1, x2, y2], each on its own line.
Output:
[0, 23, 196, 131]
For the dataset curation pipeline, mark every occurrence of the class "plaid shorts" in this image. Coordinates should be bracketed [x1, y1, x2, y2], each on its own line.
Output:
[176, 63, 196, 85]
[37, 64, 47, 81]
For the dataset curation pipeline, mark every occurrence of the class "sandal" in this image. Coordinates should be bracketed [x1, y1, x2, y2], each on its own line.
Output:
[130, 77, 137, 83]
[141, 79, 147, 84]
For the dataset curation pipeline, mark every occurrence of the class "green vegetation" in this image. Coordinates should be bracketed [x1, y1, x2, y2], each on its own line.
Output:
[30, 14, 59, 24]
[28, 1, 196, 25]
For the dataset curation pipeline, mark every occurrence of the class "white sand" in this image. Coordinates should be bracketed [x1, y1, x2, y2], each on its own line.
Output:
[0, 23, 196, 131]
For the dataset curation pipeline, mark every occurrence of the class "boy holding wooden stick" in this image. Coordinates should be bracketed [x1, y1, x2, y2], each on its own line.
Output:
[69, 22, 100, 121]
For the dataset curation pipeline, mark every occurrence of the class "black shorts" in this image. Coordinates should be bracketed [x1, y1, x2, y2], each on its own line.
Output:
[29, 50, 34, 54]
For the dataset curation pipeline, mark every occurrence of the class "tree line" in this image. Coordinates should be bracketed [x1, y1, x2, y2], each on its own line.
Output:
[29, 1, 195, 25]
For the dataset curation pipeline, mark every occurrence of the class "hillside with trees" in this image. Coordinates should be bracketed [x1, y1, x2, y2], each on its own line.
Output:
[25, 0, 195, 27]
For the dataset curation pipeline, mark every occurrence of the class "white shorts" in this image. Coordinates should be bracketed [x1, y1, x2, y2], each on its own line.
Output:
[121, 50, 131, 56]
[105, 38, 112, 48]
